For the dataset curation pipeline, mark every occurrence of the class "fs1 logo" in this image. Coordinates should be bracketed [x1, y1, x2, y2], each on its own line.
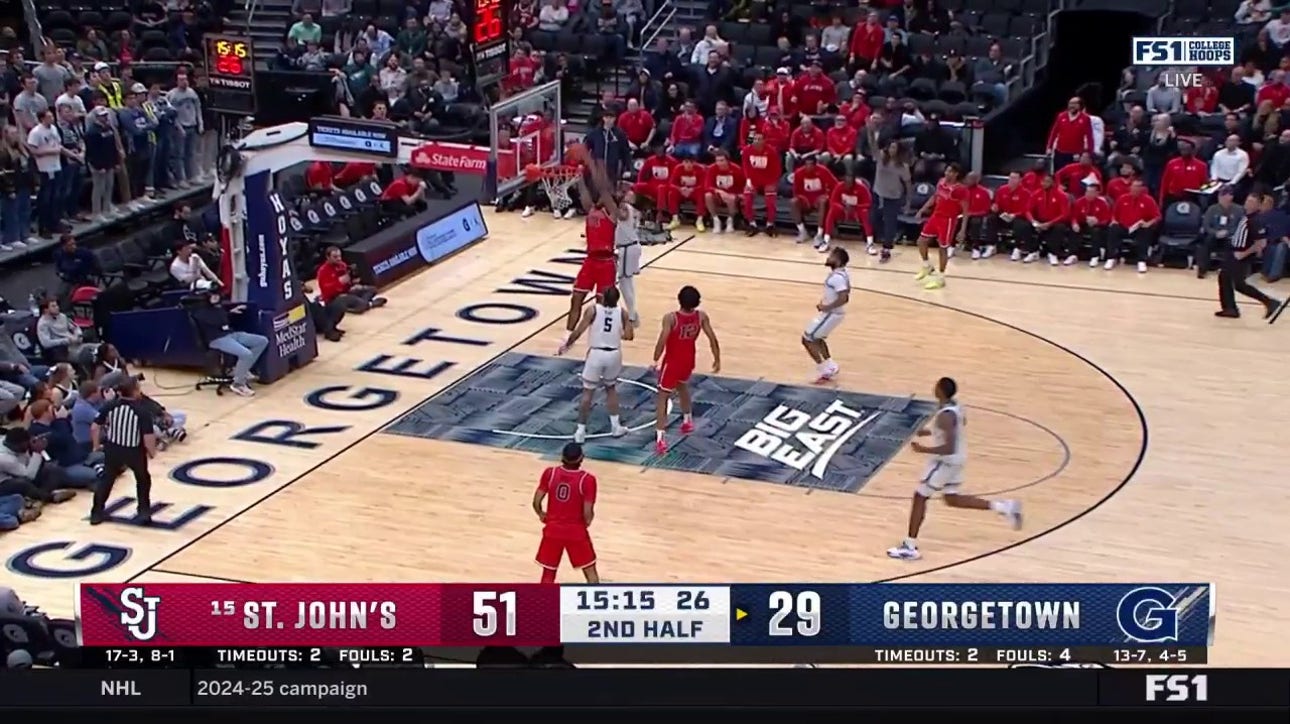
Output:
[1116, 587, 1181, 642]
[119, 587, 161, 641]
[1132, 37, 1235, 66]
[734, 401, 879, 478]
[1146, 674, 1208, 702]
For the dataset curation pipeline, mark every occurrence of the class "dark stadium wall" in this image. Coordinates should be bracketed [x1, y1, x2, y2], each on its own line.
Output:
[984, 10, 1155, 165]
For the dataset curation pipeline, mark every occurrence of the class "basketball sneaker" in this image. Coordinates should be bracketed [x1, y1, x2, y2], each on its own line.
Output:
[611, 424, 628, 437]
[914, 264, 932, 281]
[680, 419, 695, 435]
[922, 273, 945, 290]
[1000, 499, 1023, 530]
[887, 542, 921, 560]
[655, 438, 669, 454]
[695, 217, 706, 232]
[667, 217, 681, 231]
[574, 425, 587, 443]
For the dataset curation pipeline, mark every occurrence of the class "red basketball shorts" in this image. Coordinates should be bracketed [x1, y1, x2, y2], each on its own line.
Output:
[536, 532, 596, 570]
[573, 257, 616, 293]
[920, 215, 959, 248]
[657, 357, 695, 392]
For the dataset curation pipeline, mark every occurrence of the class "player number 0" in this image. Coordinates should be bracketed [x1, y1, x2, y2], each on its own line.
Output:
[768, 590, 821, 637]
[473, 591, 518, 637]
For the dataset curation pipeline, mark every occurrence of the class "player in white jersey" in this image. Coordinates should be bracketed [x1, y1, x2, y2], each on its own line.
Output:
[615, 188, 643, 327]
[802, 246, 850, 384]
[887, 377, 1023, 561]
[557, 286, 635, 443]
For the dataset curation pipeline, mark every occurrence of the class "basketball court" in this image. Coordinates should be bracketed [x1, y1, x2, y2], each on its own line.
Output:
[3, 212, 1287, 664]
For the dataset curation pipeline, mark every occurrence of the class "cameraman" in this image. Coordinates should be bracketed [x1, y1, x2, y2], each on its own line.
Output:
[189, 281, 269, 397]
[316, 245, 387, 314]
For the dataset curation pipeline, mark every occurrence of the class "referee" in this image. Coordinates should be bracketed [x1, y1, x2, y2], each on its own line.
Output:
[1216, 191, 1285, 322]
[88, 378, 156, 525]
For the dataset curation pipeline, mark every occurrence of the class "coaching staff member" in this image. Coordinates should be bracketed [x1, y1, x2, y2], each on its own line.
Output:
[1216, 191, 1284, 321]
[88, 377, 156, 525]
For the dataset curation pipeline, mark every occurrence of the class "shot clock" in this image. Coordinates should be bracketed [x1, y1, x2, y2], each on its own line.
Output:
[466, 0, 510, 84]
[204, 33, 257, 115]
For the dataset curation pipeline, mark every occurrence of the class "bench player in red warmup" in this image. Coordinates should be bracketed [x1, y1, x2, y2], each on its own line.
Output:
[823, 173, 874, 250]
[567, 166, 618, 331]
[791, 155, 838, 251]
[741, 132, 782, 237]
[533, 442, 601, 584]
[913, 163, 969, 290]
[651, 285, 721, 454]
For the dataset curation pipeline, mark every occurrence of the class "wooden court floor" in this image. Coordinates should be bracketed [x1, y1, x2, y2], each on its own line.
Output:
[2, 212, 1286, 665]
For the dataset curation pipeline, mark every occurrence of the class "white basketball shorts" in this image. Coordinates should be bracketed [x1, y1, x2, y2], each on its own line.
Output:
[916, 460, 964, 497]
[803, 311, 844, 342]
[617, 242, 641, 278]
[581, 348, 623, 389]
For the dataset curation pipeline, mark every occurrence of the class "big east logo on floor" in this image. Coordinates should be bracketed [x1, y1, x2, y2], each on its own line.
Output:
[734, 400, 881, 479]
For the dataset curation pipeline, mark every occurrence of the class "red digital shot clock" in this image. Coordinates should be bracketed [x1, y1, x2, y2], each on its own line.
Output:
[473, 0, 505, 45]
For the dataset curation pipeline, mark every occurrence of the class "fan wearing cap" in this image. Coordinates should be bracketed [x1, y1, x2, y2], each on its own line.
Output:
[118, 83, 157, 202]
[187, 280, 268, 397]
[93, 62, 125, 109]
[1053, 152, 1103, 197]
[766, 67, 798, 119]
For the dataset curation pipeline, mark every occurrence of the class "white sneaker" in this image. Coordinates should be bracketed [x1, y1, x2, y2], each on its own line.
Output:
[521, 206, 534, 218]
[230, 384, 255, 397]
[573, 427, 587, 443]
[947, 246, 956, 258]
[552, 208, 564, 219]
[1023, 252, 1039, 263]
[611, 425, 628, 438]
[723, 218, 735, 233]
[866, 242, 878, 256]
[981, 245, 996, 259]
[1010, 248, 1022, 261]
[814, 238, 829, 252]
[796, 230, 810, 243]
[1104, 258, 1116, 270]
[1088, 256, 1100, 268]
[970, 248, 981, 260]
[1001, 500, 1023, 530]
[1047, 253, 1059, 266]
[1063, 255, 1078, 266]
[1137, 261, 1147, 273]
[887, 542, 922, 560]
[562, 208, 577, 219]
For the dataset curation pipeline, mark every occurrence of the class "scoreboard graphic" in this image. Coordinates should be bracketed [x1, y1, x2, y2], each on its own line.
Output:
[77, 582, 1214, 666]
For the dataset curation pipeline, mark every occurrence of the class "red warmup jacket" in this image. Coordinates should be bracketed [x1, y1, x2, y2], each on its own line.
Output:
[672, 161, 706, 190]
[618, 108, 655, 146]
[1111, 192, 1162, 228]
[1020, 170, 1046, 194]
[638, 155, 676, 184]
[669, 113, 705, 144]
[738, 115, 763, 147]
[333, 161, 375, 187]
[1159, 156, 1207, 202]
[765, 78, 797, 118]
[793, 164, 838, 199]
[1046, 110, 1094, 155]
[1027, 187, 1071, 225]
[1070, 195, 1113, 227]
[788, 125, 825, 154]
[1185, 86, 1218, 114]
[794, 74, 836, 114]
[1105, 176, 1132, 201]
[705, 162, 745, 194]
[316, 260, 352, 304]
[1054, 161, 1103, 196]
[993, 184, 1031, 216]
[741, 143, 782, 188]
[762, 118, 791, 150]
[504, 55, 539, 94]
[1256, 82, 1290, 110]
[825, 125, 857, 156]
[305, 161, 333, 190]
[830, 179, 872, 208]
[842, 100, 871, 129]
[848, 22, 884, 62]
[964, 185, 992, 216]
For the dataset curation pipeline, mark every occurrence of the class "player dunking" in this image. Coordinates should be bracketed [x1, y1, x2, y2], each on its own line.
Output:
[803, 247, 850, 383]
[887, 377, 1023, 561]
[651, 285, 720, 454]
[533, 442, 600, 583]
[614, 188, 643, 327]
[567, 169, 618, 331]
[557, 285, 634, 443]
[913, 163, 968, 290]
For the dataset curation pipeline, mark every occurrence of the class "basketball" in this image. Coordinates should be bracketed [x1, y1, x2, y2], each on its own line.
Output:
[524, 163, 545, 183]
[565, 142, 588, 165]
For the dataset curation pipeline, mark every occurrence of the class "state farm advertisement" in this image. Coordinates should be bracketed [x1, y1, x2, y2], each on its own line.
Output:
[410, 141, 489, 173]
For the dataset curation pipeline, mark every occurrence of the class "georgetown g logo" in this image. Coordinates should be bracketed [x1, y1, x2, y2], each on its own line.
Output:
[119, 587, 162, 642]
[1115, 587, 1180, 643]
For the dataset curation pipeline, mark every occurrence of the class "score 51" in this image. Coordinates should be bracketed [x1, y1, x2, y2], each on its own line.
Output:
[473, 591, 518, 637]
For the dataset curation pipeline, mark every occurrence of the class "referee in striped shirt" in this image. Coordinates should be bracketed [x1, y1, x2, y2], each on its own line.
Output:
[88, 378, 156, 525]
[1217, 191, 1285, 322]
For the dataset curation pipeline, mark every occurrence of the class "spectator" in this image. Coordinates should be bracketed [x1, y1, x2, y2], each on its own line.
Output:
[539, 0, 571, 31]
[871, 139, 910, 262]
[848, 12, 885, 72]
[1211, 134, 1251, 186]
[27, 399, 102, 489]
[702, 100, 737, 159]
[302, 282, 346, 342]
[1237, 0, 1273, 24]
[428, 0, 455, 23]
[379, 53, 408, 104]
[33, 47, 72, 105]
[0, 491, 33, 530]
[1266, 9, 1290, 49]
[643, 40, 682, 85]
[1105, 179, 1161, 272]
[1047, 96, 1095, 169]
[84, 105, 122, 222]
[875, 29, 912, 96]
[1255, 128, 1290, 186]
[0, 125, 35, 252]
[627, 68, 663, 115]
[616, 0, 645, 50]
[379, 171, 430, 215]
[795, 62, 836, 116]
[1218, 67, 1256, 115]
[70, 381, 103, 449]
[619, 98, 656, 155]
[28, 109, 67, 240]
[1146, 73, 1183, 115]
[1197, 186, 1243, 278]
[692, 51, 735, 116]
[289, 13, 324, 44]
[36, 298, 86, 363]
[668, 100, 705, 159]
[913, 47, 947, 84]
[773, 37, 802, 74]
[973, 43, 1013, 108]
[593, 1, 628, 62]
[77, 29, 111, 61]
[1108, 104, 1148, 166]
[170, 239, 221, 288]
[944, 48, 969, 87]
[143, 83, 177, 196]
[55, 76, 87, 121]
[786, 116, 825, 173]
[913, 115, 956, 181]
[53, 234, 95, 289]
[167, 73, 204, 187]
[397, 17, 428, 57]
[586, 110, 630, 181]
[1140, 113, 1178, 193]
[766, 67, 796, 117]
[316, 245, 388, 314]
[0, 428, 77, 505]
[0, 376, 23, 417]
[691, 25, 725, 65]
[1159, 140, 1206, 205]
[119, 85, 157, 203]
[820, 16, 851, 61]
[189, 282, 268, 397]
[822, 115, 857, 177]
[55, 103, 88, 223]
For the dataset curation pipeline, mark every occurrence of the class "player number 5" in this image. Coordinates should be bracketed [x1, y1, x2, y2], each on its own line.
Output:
[473, 591, 518, 637]
[768, 590, 821, 637]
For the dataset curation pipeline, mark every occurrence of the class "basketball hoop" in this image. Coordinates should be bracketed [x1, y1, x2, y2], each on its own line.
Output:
[525, 164, 583, 214]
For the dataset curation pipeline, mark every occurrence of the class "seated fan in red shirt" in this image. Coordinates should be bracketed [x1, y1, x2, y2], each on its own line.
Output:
[379, 172, 428, 219]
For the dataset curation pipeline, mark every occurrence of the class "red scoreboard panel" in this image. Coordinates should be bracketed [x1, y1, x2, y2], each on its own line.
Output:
[467, 0, 510, 83]
[204, 34, 257, 115]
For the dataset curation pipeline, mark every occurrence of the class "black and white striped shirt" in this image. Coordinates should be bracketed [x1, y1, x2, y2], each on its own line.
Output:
[1231, 216, 1255, 251]
[94, 399, 153, 449]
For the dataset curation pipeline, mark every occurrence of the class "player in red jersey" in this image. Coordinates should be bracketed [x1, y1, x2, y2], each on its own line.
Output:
[703, 150, 744, 234]
[741, 132, 782, 236]
[669, 157, 707, 230]
[633, 144, 678, 228]
[913, 163, 968, 290]
[533, 442, 600, 583]
[823, 174, 874, 249]
[790, 155, 838, 251]
[568, 167, 619, 331]
[651, 285, 721, 454]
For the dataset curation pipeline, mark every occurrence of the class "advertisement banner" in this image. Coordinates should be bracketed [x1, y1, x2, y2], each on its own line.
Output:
[409, 141, 491, 174]
[357, 201, 491, 288]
